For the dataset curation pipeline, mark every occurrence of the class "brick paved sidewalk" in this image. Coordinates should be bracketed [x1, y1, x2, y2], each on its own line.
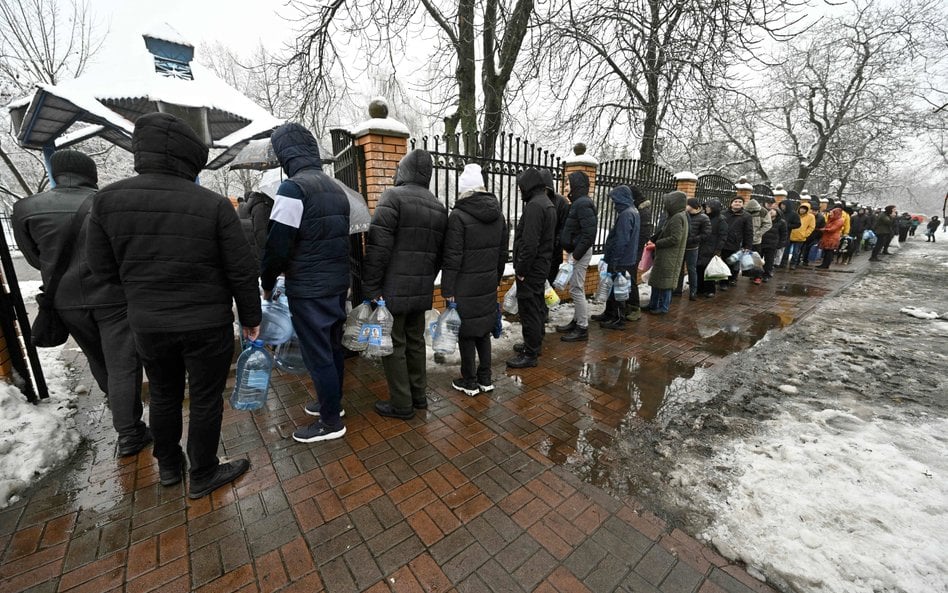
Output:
[0, 262, 869, 593]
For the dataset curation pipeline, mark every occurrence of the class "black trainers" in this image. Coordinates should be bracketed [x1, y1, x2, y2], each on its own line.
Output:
[506, 354, 538, 369]
[158, 451, 186, 487]
[600, 318, 626, 330]
[451, 378, 480, 396]
[554, 320, 577, 333]
[188, 460, 250, 499]
[374, 401, 415, 420]
[304, 401, 346, 418]
[293, 421, 347, 443]
[560, 327, 588, 342]
[117, 428, 153, 457]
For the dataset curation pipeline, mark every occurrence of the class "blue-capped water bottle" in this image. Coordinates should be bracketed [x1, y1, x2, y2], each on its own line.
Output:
[432, 302, 461, 355]
[231, 339, 272, 410]
[343, 300, 373, 351]
[362, 298, 394, 358]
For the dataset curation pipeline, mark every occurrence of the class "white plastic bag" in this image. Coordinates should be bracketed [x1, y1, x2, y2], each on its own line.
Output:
[705, 255, 730, 280]
[503, 283, 518, 314]
[544, 281, 560, 307]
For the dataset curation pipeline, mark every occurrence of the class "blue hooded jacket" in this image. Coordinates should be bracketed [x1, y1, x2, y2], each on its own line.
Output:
[602, 185, 640, 270]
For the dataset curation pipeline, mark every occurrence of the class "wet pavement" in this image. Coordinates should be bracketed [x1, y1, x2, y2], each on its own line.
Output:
[0, 255, 874, 593]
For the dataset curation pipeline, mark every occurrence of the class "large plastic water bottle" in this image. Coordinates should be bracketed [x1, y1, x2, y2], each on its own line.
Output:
[343, 300, 373, 351]
[432, 303, 461, 355]
[502, 284, 518, 314]
[552, 261, 573, 290]
[595, 272, 614, 303]
[274, 331, 306, 374]
[258, 299, 293, 345]
[231, 340, 272, 411]
[362, 299, 394, 358]
[613, 272, 630, 302]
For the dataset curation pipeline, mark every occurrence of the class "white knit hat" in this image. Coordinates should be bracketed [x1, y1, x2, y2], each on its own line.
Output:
[458, 164, 485, 194]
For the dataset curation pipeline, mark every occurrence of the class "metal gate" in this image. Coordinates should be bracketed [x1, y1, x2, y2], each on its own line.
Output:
[595, 159, 676, 251]
[695, 174, 736, 207]
[329, 129, 369, 304]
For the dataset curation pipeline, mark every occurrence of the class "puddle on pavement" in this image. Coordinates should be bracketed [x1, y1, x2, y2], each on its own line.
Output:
[773, 283, 829, 297]
[694, 311, 793, 356]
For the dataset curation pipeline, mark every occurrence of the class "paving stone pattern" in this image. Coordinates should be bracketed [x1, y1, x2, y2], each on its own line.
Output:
[0, 265, 864, 593]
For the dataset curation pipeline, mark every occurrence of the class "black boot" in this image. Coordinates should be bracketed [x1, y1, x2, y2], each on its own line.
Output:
[560, 326, 588, 342]
[506, 353, 539, 368]
[555, 320, 577, 333]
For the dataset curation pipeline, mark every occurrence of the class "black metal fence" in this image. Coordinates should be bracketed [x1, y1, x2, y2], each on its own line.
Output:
[752, 183, 774, 203]
[410, 133, 563, 260]
[695, 174, 736, 207]
[0, 215, 18, 252]
[593, 159, 676, 252]
[329, 129, 369, 304]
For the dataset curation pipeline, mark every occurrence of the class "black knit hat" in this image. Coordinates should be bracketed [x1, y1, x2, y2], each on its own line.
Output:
[686, 197, 701, 209]
[50, 150, 97, 184]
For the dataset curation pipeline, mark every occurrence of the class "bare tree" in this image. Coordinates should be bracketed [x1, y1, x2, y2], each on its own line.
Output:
[282, 0, 535, 156]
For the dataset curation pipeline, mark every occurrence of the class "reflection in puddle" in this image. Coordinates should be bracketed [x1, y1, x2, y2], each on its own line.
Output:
[695, 312, 793, 356]
[774, 283, 829, 297]
[579, 355, 694, 421]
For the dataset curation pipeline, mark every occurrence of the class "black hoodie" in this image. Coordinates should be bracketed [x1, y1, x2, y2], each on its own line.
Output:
[441, 191, 508, 336]
[559, 171, 598, 259]
[87, 112, 261, 332]
[513, 168, 556, 286]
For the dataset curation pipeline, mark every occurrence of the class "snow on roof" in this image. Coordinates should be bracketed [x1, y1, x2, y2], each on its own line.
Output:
[141, 22, 193, 47]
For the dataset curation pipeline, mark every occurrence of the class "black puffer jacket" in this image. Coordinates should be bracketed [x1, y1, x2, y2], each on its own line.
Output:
[261, 123, 350, 298]
[441, 191, 507, 337]
[720, 207, 754, 251]
[779, 200, 801, 233]
[698, 199, 729, 267]
[685, 210, 712, 250]
[540, 170, 570, 253]
[87, 112, 261, 332]
[513, 168, 556, 287]
[761, 210, 788, 251]
[12, 153, 125, 310]
[246, 191, 273, 254]
[363, 149, 447, 314]
[559, 171, 598, 260]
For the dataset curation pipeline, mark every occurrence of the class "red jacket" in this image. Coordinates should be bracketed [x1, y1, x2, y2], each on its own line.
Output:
[819, 209, 846, 250]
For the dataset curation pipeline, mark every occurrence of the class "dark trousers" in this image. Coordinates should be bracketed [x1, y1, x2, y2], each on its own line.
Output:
[898, 228, 909, 242]
[803, 233, 821, 263]
[133, 325, 234, 482]
[459, 333, 491, 384]
[290, 294, 347, 429]
[381, 310, 427, 411]
[818, 248, 835, 268]
[696, 261, 716, 295]
[676, 248, 699, 296]
[871, 234, 891, 258]
[516, 278, 546, 357]
[761, 247, 777, 277]
[720, 248, 740, 283]
[59, 305, 144, 439]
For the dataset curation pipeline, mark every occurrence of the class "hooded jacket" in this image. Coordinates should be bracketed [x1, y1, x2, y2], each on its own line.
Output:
[440, 191, 507, 337]
[698, 199, 729, 267]
[513, 168, 556, 287]
[819, 208, 846, 250]
[261, 123, 350, 298]
[746, 199, 772, 246]
[246, 191, 274, 255]
[721, 202, 754, 251]
[761, 210, 788, 251]
[685, 208, 712, 250]
[86, 112, 261, 332]
[779, 200, 801, 232]
[13, 152, 126, 310]
[872, 209, 895, 236]
[790, 203, 816, 242]
[363, 149, 447, 314]
[559, 171, 598, 260]
[648, 191, 688, 289]
[602, 186, 640, 271]
[539, 169, 571, 253]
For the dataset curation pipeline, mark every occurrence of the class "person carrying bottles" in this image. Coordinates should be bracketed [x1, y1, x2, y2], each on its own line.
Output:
[441, 164, 507, 396]
[260, 123, 350, 443]
[86, 113, 261, 499]
[597, 185, 640, 328]
[555, 171, 597, 341]
[363, 149, 448, 419]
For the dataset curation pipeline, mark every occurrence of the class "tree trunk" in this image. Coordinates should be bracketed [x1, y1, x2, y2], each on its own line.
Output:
[456, 0, 478, 156]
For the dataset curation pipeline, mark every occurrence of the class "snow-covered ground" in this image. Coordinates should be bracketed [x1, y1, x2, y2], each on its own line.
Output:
[659, 240, 948, 593]
[0, 279, 81, 510]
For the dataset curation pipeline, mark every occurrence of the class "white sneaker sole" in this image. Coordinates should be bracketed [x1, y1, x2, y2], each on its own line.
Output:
[305, 406, 346, 418]
[478, 384, 494, 393]
[293, 425, 347, 443]
[452, 382, 480, 397]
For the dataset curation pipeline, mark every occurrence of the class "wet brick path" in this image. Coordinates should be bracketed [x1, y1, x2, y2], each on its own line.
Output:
[0, 261, 870, 593]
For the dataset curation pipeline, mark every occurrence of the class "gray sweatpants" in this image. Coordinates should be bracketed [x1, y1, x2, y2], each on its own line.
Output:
[570, 251, 592, 328]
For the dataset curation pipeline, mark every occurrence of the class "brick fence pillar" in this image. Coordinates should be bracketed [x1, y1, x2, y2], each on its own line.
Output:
[735, 176, 753, 203]
[674, 171, 697, 198]
[798, 188, 812, 209]
[773, 183, 787, 205]
[350, 98, 410, 213]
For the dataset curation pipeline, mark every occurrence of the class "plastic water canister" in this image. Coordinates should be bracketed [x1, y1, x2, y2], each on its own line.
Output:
[362, 299, 394, 358]
[613, 273, 630, 302]
[258, 299, 293, 345]
[502, 284, 518, 315]
[231, 340, 272, 411]
[274, 331, 306, 374]
[432, 303, 461, 355]
[553, 262, 573, 291]
[595, 273, 614, 303]
[343, 300, 373, 351]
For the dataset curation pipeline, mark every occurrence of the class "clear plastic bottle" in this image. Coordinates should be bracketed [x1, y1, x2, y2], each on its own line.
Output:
[553, 261, 573, 290]
[432, 302, 461, 355]
[231, 339, 272, 411]
[274, 331, 306, 374]
[595, 272, 614, 303]
[258, 299, 294, 345]
[613, 272, 630, 302]
[362, 298, 394, 358]
[503, 283, 518, 314]
[343, 300, 373, 351]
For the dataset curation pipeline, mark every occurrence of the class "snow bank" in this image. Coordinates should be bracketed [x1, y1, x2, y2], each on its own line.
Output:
[690, 406, 948, 593]
[899, 306, 939, 320]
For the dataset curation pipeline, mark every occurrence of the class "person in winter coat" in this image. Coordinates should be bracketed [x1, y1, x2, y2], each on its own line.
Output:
[245, 190, 274, 260]
[363, 149, 448, 418]
[847, 207, 864, 255]
[759, 208, 788, 280]
[509, 168, 556, 368]
[646, 191, 688, 314]
[13, 150, 148, 457]
[597, 185, 640, 328]
[555, 171, 597, 342]
[896, 212, 912, 243]
[719, 197, 754, 287]
[788, 202, 815, 268]
[441, 164, 507, 396]
[926, 216, 940, 242]
[635, 191, 654, 267]
[817, 208, 846, 269]
[777, 200, 801, 267]
[870, 205, 897, 260]
[909, 217, 920, 237]
[802, 207, 826, 265]
[87, 113, 261, 498]
[746, 199, 772, 250]
[541, 170, 571, 287]
[697, 199, 729, 298]
[675, 198, 711, 300]
[260, 123, 350, 443]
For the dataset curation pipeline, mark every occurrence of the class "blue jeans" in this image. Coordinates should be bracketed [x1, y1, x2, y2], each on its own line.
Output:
[788, 241, 805, 265]
[648, 288, 672, 313]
